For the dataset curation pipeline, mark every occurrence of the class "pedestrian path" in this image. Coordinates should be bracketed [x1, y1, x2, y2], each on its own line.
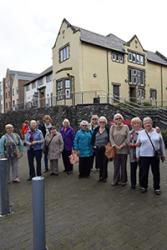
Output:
[0, 153, 167, 250]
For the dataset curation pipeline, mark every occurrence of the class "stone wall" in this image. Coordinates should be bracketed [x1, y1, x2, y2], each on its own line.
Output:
[0, 104, 167, 136]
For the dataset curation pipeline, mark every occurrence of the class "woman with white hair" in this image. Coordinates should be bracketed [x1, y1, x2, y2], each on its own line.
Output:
[91, 116, 109, 182]
[129, 117, 142, 189]
[60, 118, 75, 174]
[73, 120, 93, 178]
[0, 124, 23, 183]
[25, 120, 44, 181]
[38, 115, 52, 173]
[136, 116, 165, 195]
[110, 113, 130, 186]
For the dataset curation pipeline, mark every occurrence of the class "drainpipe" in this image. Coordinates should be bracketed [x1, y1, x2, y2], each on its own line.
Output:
[161, 65, 163, 107]
[106, 50, 110, 103]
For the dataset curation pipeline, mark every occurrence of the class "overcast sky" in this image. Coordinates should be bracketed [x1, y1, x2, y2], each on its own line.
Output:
[0, 0, 167, 80]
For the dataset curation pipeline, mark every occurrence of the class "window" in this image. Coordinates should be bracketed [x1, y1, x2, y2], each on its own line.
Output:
[38, 79, 43, 86]
[113, 84, 120, 102]
[128, 68, 145, 86]
[32, 82, 36, 89]
[59, 44, 70, 63]
[46, 74, 52, 83]
[150, 89, 157, 100]
[137, 88, 145, 99]
[56, 79, 72, 100]
[112, 52, 124, 63]
[128, 51, 145, 65]
[57, 80, 64, 100]
[25, 85, 30, 91]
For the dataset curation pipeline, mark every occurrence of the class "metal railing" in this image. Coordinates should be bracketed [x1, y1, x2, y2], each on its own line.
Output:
[7, 90, 167, 111]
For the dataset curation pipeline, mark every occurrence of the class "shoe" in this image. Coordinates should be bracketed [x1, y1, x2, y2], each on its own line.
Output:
[131, 186, 136, 190]
[55, 173, 59, 176]
[67, 171, 73, 175]
[111, 183, 118, 186]
[13, 178, 20, 183]
[43, 169, 48, 173]
[27, 177, 32, 181]
[141, 187, 147, 193]
[121, 182, 127, 187]
[98, 177, 103, 182]
[154, 189, 161, 195]
[102, 179, 107, 183]
[50, 173, 56, 176]
[63, 170, 67, 172]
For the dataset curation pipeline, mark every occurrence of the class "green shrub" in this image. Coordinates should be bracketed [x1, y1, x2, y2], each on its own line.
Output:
[142, 102, 152, 107]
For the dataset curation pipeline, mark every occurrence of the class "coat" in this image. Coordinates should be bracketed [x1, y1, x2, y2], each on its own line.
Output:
[45, 132, 64, 160]
[73, 129, 93, 157]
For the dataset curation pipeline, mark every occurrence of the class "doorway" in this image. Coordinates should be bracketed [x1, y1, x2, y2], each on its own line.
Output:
[129, 86, 136, 102]
[38, 87, 45, 108]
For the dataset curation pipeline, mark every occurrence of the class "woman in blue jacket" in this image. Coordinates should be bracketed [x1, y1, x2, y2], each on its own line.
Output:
[73, 120, 93, 178]
[25, 120, 44, 180]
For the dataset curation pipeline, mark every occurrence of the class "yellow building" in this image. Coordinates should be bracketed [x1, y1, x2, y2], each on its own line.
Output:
[52, 19, 167, 106]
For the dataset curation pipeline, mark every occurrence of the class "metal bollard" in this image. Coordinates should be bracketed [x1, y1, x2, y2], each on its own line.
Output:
[32, 176, 48, 250]
[0, 158, 10, 216]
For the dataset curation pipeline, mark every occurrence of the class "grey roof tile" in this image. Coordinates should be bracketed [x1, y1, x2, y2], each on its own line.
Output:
[146, 51, 167, 66]
[25, 66, 53, 85]
[8, 69, 38, 79]
[79, 28, 125, 52]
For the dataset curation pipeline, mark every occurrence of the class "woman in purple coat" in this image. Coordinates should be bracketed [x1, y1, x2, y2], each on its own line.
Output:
[60, 119, 75, 174]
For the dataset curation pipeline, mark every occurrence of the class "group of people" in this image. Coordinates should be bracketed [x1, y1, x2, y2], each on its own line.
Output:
[0, 113, 165, 195]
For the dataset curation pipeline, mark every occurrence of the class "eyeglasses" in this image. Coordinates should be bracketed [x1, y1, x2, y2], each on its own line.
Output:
[99, 121, 105, 123]
[82, 125, 88, 127]
[115, 117, 122, 120]
[92, 118, 98, 120]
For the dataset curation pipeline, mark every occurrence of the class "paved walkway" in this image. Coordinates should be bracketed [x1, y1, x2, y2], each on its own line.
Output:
[0, 153, 167, 250]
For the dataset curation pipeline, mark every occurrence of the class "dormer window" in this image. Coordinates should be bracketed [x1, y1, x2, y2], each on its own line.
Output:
[112, 52, 124, 63]
[128, 51, 145, 65]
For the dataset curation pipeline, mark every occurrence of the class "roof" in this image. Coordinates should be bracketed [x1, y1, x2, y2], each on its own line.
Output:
[79, 28, 125, 52]
[7, 69, 38, 80]
[146, 51, 167, 66]
[25, 66, 53, 85]
[62, 19, 167, 66]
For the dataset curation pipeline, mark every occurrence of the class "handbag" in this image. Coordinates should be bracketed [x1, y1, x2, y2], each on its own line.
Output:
[105, 143, 116, 159]
[69, 151, 79, 165]
[43, 135, 55, 153]
[145, 131, 161, 157]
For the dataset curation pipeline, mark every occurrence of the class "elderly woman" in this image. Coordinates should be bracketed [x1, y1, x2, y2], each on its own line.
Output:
[110, 113, 130, 186]
[38, 115, 52, 173]
[136, 117, 165, 195]
[90, 115, 99, 130]
[73, 120, 93, 178]
[0, 124, 23, 183]
[129, 117, 143, 189]
[60, 119, 75, 174]
[45, 125, 64, 176]
[25, 120, 44, 181]
[91, 116, 109, 182]
[89, 114, 99, 170]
